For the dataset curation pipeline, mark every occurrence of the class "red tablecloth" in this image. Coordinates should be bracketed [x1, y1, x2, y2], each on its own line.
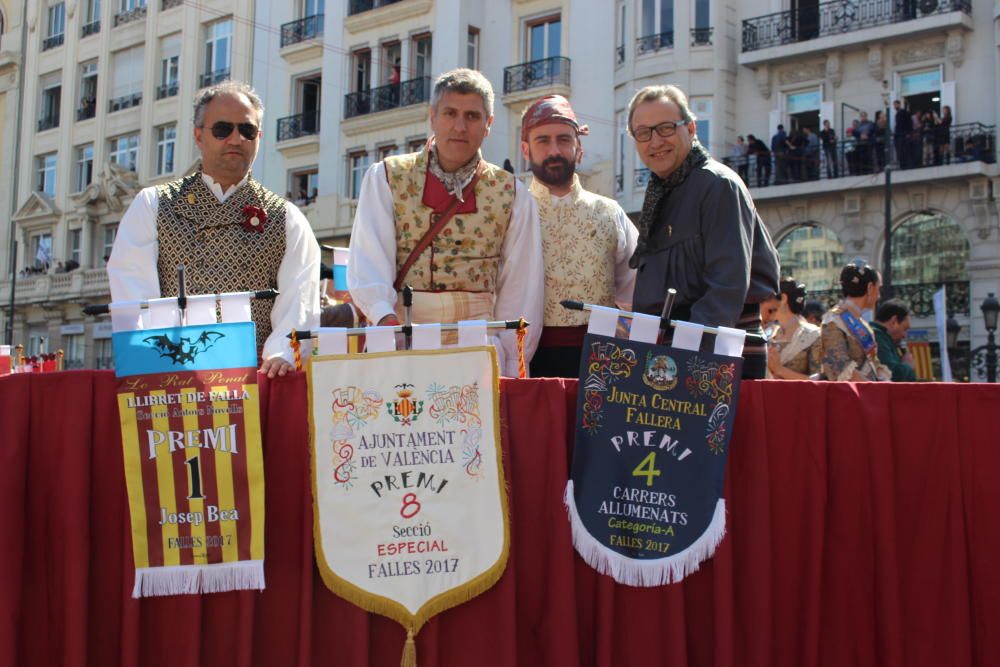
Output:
[1, 372, 999, 667]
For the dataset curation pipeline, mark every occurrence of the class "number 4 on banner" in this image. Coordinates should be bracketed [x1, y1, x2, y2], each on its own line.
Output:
[632, 452, 662, 487]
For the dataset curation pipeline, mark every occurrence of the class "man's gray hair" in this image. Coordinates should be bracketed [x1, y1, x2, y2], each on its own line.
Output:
[193, 80, 265, 127]
[626, 84, 695, 134]
[431, 68, 494, 117]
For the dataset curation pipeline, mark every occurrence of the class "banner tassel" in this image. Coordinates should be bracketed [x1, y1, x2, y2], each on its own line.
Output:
[516, 318, 526, 378]
[290, 328, 302, 371]
[401, 628, 417, 667]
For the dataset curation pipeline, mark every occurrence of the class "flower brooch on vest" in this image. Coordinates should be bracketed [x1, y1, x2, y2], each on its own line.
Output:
[242, 205, 268, 233]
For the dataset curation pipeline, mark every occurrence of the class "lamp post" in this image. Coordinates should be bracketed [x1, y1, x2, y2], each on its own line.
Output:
[970, 293, 1000, 383]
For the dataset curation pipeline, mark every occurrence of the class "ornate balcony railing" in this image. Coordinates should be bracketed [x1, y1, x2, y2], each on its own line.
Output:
[615, 44, 625, 66]
[114, 5, 147, 27]
[636, 31, 673, 56]
[108, 92, 142, 113]
[37, 115, 59, 132]
[344, 76, 430, 119]
[742, 0, 972, 53]
[634, 168, 651, 189]
[348, 0, 401, 15]
[42, 34, 64, 51]
[277, 111, 321, 142]
[156, 82, 179, 100]
[81, 20, 100, 38]
[77, 102, 96, 121]
[691, 27, 714, 46]
[281, 14, 323, 47]
[809, 281, 970, 317]
[200, 68, 231, 88]
[722, 122, 995, 189]
[161, 0, 182, 9]
[503, 56, 571, 95]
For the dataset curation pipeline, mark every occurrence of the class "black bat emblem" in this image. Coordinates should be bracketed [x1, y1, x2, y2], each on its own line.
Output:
[143, 331, 225, 365]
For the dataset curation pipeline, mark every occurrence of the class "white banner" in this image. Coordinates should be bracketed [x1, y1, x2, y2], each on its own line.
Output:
[308, 347, 509, 659]
[933, 287, 953, 382]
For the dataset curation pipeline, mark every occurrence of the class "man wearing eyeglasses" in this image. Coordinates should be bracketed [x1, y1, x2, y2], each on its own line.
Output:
[627, 84, 780, 379]
[108, 81, 321, 378]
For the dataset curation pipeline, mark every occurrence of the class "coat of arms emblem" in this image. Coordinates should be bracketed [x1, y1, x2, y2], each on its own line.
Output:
[387, 383, 423, 425]
[642, 352, 678, 390]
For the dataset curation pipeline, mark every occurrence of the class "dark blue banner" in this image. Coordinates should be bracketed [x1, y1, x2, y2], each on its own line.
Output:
[566, 332, 742, 586]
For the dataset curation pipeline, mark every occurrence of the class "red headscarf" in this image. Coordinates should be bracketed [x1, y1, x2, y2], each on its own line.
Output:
[521, 95, 590, 142]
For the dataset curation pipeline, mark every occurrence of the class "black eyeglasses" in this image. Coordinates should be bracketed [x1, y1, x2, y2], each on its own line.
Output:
[203, 121, 260, 141]
[631, 120, 688, 142]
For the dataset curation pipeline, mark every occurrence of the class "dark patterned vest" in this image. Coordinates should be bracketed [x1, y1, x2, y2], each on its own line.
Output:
[156, 172, 287, 358]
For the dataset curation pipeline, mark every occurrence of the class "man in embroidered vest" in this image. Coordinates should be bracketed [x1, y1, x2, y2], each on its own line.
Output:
[627, 84, 780, 379]
[348, 68, 544, 376]
[108, 81, 321, 378]
[520, 95, 638, 377]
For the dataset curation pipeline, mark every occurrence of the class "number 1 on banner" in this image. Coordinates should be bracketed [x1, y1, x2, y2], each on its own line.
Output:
[185, 456, 206, 500]
[632, 452, 662, 487]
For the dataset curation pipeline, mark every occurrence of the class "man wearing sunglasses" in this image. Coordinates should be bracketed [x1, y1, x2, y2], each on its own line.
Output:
[108, 81, 320, 378]
[627, 84, 780, 379]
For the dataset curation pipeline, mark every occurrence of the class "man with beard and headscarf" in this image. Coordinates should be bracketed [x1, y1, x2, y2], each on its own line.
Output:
[347, 69, 543, 377]
[520, 95, 638, 377]
[627, 84, 779, 379]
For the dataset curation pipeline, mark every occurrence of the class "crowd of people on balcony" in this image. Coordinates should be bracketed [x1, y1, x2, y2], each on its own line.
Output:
[723, 100, 994, 188]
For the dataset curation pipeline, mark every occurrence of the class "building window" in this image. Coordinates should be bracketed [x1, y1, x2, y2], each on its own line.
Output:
[407, 137, 426, 153]
[777, 223, 844, 291]
[377, 144, 398, 161]
[85, 0, 100, 24]
[638, 0, 673, 53]
[109, 133, 140, 172]
[348, 151, 369, 199]
[101, 224, 118, 265]
[527, 15, 561, 62]
[39, 81, 61, 131]
[302, 0, 324, 17]
[289, 167, 319, 205]
[381, 40, 401, 86]
[75, 144, 94, 191]
[412, 33, 432, 79]
[95, 338, 114, 369]
[44, 3, 66, 49]
[110, 45, 144, 112]
[79, 61, 98, 119]
[203, 18, 232, 85]
[467, 27, 479, 69]
[69, 228, 82, 265]
[352, 49, 371, 92]
[37, 153, 57, 197]
[158, 33, 181, 99]
[31, 232, 53, 270]
[63, 335, 85, 369]
[156, 125, 176, 175]
[616, 111, 627, 193]
[691, 97, 711, 151]
[616, 2, 627, 65]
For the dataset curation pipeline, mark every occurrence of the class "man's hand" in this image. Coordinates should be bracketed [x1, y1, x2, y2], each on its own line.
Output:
[260, 357, 294, 379]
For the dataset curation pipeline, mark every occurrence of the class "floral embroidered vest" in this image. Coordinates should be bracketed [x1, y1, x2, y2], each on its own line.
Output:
[155, 172, 287, 357]
[384, 148, 514, 293]
[529, 176, 621, 327]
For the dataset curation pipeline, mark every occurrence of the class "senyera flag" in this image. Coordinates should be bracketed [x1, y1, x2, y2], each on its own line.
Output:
[113, 315, 265, 597]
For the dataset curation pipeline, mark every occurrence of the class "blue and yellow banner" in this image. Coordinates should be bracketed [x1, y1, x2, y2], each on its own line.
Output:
[113, 321, 266, 597]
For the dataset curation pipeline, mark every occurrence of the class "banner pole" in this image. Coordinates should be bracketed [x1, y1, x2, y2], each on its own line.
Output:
[402, 285, 413, 350]
[657, 288, 677, 345]
[176, 265, 188, 326]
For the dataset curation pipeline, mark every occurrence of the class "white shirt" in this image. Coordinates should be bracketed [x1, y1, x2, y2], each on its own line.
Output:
[348, 161, 544, 377]
[107, 172, 321, 364]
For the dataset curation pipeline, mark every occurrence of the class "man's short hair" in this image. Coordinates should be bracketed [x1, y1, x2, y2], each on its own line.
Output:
[626, 84, 695, 134]
[431, 68, 494, 117]
[875, 299, 910, 324]
[193, 80, 265, 128]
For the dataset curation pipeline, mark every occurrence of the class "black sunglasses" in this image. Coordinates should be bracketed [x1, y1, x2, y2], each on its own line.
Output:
[204, 121, 260, 141]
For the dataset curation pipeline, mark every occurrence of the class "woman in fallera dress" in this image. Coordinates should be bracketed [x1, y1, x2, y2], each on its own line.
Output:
[762, 277, 822, 380]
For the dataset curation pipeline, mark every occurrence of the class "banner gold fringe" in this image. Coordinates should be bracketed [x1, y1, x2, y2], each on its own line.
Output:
[308, 346, 511, 665]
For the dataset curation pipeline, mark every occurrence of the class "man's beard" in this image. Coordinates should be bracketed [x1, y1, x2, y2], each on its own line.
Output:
[530, 155, 575, 187]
